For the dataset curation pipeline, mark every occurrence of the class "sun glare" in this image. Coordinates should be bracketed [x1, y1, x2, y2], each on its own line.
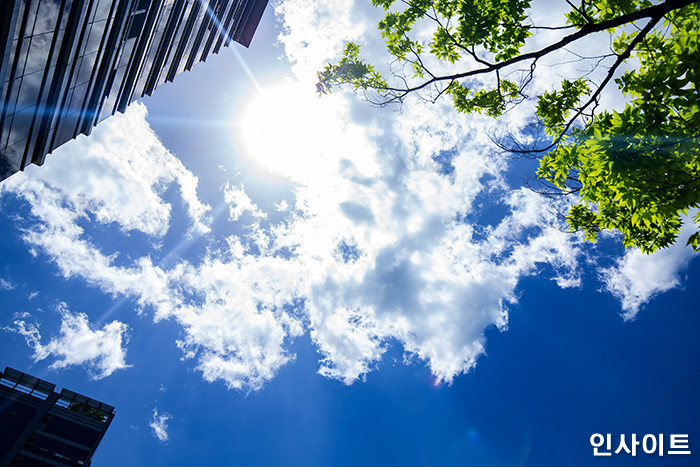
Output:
[238, 81, 342, 182]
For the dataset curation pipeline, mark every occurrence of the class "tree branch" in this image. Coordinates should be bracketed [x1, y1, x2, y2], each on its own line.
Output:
[378, 0, 696, 100]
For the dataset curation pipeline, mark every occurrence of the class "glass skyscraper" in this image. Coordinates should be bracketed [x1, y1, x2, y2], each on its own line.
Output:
[0, 0, 267, 181]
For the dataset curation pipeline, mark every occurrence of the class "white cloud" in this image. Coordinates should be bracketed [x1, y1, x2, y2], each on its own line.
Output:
[599, 216, 698, 320]
[0, 102, 210, 237]
[274, 0, 369, 82]
[237, 75, 583, 383]
[1, 139, 303, 390]
[7, 304, 131, 379]
[1, 0, 695, 391]
[0, 277, 15, 290]
[149, 408, 172, 442]
[224, 183, 265, 221]
[301, 183, 581, 383]
[168, 255, 305, 390]
[4, 92, 582, 387]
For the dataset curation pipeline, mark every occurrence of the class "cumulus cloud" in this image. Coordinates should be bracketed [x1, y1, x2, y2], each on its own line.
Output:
[0, 102, 210, 237]
[6, 304, 130, 379]
[0, 108, 303, 390]
[3, 94, 584, 388]
[274, 0, 369, 82]
[302, 183, 581, 383]
[232, 80, 584, 383]
[599, 216, 698, 321]
[0, 0, 695, 391]
[149, 408, 172, 442]
[224, 183, 265, 221]
[168, 255, 305, 390]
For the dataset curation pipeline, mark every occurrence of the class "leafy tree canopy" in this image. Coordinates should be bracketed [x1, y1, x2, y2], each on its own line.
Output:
[318, 0, 700, 253]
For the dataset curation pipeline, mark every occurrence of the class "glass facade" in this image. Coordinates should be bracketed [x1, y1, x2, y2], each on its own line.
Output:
[0, 366, 115, 466]
[0, 0, 268, 181]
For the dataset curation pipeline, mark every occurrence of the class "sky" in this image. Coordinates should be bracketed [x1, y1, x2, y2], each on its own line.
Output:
[1, 1, 699, 466]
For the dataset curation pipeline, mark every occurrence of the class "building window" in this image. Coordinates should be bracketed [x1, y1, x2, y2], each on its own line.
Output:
[207, 1, 226, 31]
[126, 0, 151, 40]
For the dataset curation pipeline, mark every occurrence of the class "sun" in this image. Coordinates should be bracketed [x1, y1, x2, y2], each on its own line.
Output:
[237, 80, 342, 182]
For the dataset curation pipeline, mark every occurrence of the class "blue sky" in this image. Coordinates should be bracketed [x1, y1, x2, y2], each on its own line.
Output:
[1, 1, 699, 465]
